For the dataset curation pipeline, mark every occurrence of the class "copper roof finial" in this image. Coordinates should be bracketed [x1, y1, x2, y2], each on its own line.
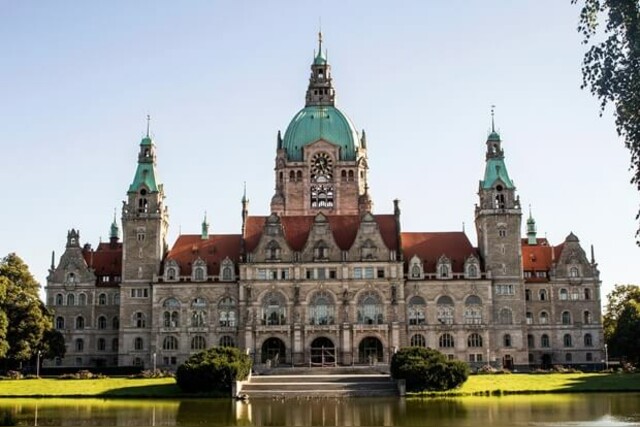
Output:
[146, 114, 151, 138]
[491, 105, 496, 133]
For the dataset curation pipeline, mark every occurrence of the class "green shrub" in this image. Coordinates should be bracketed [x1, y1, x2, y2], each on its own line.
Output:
[176, 347, 252, 393]
[390, 347, 469, 392]
[58, 370, 108, 380]
[130, 369, 175, 379]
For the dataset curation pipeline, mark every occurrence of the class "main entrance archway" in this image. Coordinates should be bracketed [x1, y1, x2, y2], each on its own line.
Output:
[261, 337, 286, 365]
[310, 337, 336, 366]
[358, 336, 384, 364]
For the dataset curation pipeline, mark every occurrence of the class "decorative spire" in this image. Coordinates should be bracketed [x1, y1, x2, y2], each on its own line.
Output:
[242, 181, 248, 204]
[110, 208, 120, 242]
[146, 114, 151, 138]
[527, 205, 537, 245]
[306, 32, 334, 106]
[491, 105, 495, 133]
[201, 211, 209, 240]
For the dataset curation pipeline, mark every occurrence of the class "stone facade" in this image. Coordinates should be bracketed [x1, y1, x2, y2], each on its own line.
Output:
[44, 37, 604, 371]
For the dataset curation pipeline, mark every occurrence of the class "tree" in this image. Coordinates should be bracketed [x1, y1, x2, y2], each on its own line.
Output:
[176, 346, 252, 393]
[573, 0, 640, 241]
[0, 253, 49, 367]
[40, 329, 66, 360]
[0, 277, 9, 358]
[604, 284, 640, 363]
[390, 347, 469, 392]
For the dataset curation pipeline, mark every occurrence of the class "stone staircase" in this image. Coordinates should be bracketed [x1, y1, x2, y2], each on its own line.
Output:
[239, 372, 398, 398]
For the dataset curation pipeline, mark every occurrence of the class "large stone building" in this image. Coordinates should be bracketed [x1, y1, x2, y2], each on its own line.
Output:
[45, 36, 604, 371]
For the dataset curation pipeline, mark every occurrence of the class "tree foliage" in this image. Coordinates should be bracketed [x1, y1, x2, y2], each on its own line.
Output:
[390, 347, 469, 392]
[574, 0, 640, 240]
[0, 253, 50, 365]
[176, 346, 252, 393]
[604, 284, 640, 363]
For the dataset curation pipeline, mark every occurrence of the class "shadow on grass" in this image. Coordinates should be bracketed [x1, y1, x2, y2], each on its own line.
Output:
[99, 383, 228, 398]
[558, 373, 640, 393]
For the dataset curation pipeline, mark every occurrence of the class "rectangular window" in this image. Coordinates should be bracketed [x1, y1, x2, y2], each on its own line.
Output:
[280, 269, 289, 280]
[270, 270, 278, 280]
[317, 268, 326, 280]
[306, 269, 313, 279]
[328, 269, 337, 279]
[130, 288, 149, 298]
[364, 267, 375, 279]
[257, 269, 267, 280]
[354, 268, 363, 279]
[377, 268, 385, 278]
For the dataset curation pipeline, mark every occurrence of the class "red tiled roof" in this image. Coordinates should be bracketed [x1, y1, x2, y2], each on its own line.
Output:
[244, 215, 399, 253]
[166, 234, 242, 275]
[83, 242, 122, 287]
[401, 232, 479, 273]
[521, 238, 564, 279]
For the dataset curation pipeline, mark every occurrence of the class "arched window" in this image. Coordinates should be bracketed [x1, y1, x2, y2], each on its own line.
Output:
[134, 312, 146, 328]
[261, 292, 286, 326]
[194, 267, 205, 281]
[467, 333, 483, 348]
[408, 296, 426, 325]
[97, 316, 107, 330]
[411, 265, 421, 279]
[466, 263, 478, 279]
[218, 297, 236, 327]
[112, 316, 119, 330]
[55, 293, 64, 305]
[464, 295, 482, 324]
[526, 312, 533, 324]
[191, 335, 206, 350]
[78, 293, 86, 306]
[361, 239, 377, 260]
[503, 334, 512, 347]
[222, 266, 233, 281]
[112, 338, 119, 352]
[113, 294, 120, 305]
[583, 311, 592, 324]
[289, 170, 295, 182]
[436, 295, 454, 325]
[134, 337, 144, 351]
[163, 336, 179, 351]
[539, 311, 549, 324]
[308, 291, 335, 325]
[584, 333, 593, 347]
[97, 338, 106, 351]
[98, 293, 107, 305]
[348, 170, 354, 181]
[220, 336, 235, 347]
[67, 294, 75, 306]
[563, 334, 573, 347]
[167, 267, 177, 280]
[562, 311, 572, 325]
[527, 334, 535, 348]
[75, 338, 84, 352]
[498, 308, 513, 325]
[266, 240, 281, 260]
[357, 292, 383, 325]
[539, 289, 548, 301]
[439, 333, 455, 348]
[133, 357, 143, 367]
[541, 334, 550, 348]
[569, 266, 579, 277]
[584, 288, 591, 300]
[55, 316, 65, 329]
[566, 353, 573, 362]
[410, 334, 426, 347]
[560, 288, 568, 300]
[75, 316, 85, 329]
[163, 298, 180, 328]
[190, 297, 208, 327]
[314, 240, 329, 260]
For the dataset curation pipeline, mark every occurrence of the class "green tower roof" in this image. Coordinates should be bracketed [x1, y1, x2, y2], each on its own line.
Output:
[282, 105, 359, 161]
[481, 158, 514, 189]
[128, 135, 159, 193]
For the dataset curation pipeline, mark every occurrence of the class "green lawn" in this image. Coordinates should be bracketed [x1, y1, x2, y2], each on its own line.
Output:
[0, 377, 187, 398]
[412, 373, 640, 396]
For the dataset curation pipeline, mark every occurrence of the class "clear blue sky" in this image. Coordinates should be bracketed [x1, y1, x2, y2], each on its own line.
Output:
[0, 1, 636, 302]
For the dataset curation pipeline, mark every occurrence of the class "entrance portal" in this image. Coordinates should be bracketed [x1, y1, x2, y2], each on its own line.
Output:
[261, 337, 286, 365]
[310, 337, 336, 366]
[358, 337, 383, 364]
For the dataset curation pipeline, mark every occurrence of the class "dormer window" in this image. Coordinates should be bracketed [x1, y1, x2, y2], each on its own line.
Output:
[266, 241, 281, 261]
[464, 256, 480, 279]
[314, 240, 329, 260]
[220, 258, 235, 281]
[167, 268, 176, 281]
[408, 255, 423, 280]
[436, 255, 452, 280]
[164, 259, 179, 282]
[569, 266, 580, 277]
[361, 239, 377, 260]
[194, 267, 205, 281]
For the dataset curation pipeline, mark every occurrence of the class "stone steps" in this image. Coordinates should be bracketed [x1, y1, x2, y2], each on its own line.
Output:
[240, 374, 398, 398]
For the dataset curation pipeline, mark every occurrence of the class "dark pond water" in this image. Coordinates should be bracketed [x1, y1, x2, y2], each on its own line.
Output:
[0, 394, 638, 426]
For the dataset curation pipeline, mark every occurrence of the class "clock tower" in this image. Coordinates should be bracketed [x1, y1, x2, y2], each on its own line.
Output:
[271, 33, 370, 216]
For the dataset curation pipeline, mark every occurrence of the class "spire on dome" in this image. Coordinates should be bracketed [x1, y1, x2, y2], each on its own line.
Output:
[110, 208, 120, 244]
[306, 32, 334, 106]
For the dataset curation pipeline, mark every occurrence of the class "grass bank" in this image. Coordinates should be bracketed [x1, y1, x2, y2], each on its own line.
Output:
[0, 377, 224, 398]
[410, 373, 640, 397]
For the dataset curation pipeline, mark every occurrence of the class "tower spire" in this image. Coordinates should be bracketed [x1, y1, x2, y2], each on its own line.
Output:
[201, 211, 209, 240]
[527, 204, 537, 245]
[491, 105, 495, 132]
[146, 114, 151, 138]
[306, 32, 334, 107]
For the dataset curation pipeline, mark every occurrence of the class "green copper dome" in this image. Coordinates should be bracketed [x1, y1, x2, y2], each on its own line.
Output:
[282, 105, 360, 161]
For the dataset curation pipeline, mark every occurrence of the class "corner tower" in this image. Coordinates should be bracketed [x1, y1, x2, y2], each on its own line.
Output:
[271, 33, 370, 216]
[121, 119, 169, 282]
[475, 113, 522, 273]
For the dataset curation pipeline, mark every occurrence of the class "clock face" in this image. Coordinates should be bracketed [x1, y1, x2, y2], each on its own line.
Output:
[311, 152, 333, 181]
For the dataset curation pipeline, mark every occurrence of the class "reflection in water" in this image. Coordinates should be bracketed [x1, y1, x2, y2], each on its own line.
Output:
[0, 394, 638, 426]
